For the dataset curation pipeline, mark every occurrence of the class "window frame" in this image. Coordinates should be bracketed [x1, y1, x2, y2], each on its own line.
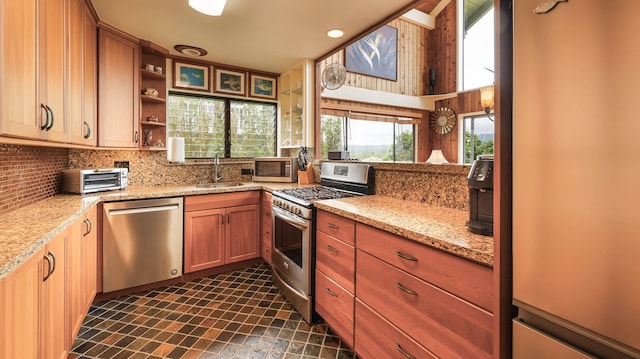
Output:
[167, 91, 277, 159]
[457, 111, 495, 164]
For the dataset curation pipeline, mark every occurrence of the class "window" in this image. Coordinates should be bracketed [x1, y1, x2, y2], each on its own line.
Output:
[320, 115, 415, 162]
[167, 92, 276, 158]
[460, 114, 494, 164]
[458, 0, 495, 91]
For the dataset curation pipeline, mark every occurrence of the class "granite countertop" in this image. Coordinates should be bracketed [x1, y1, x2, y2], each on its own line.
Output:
[314, 195, 494, 267]
[0, 182, 313, 280]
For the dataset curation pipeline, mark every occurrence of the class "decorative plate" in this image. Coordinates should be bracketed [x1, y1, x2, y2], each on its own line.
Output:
[430, 107, 456, 135]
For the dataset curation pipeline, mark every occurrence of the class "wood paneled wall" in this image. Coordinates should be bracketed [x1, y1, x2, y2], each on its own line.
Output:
[426, 0, 458, 95]
[319, 18, 425, 96]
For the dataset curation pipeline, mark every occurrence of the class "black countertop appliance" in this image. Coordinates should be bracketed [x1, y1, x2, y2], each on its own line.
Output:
[466, 155, 493, 236]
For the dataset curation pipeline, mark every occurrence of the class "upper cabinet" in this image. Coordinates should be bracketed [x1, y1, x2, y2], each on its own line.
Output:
[0, 0, 97, 145]
[97, 27, 140, 148]
[279, 59, 314, 152]
[139, 40, 168, 150]
[68, 0, 97, 146]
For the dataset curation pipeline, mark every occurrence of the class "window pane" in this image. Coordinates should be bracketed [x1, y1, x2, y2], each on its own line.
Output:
[320, 115, 345, 159]
[395, 123, 414, 162]
[230, 101, 276, 157]
[460, 1, 494, 90]
[167, 94, 225, 158]
[463, 115, 494, 164]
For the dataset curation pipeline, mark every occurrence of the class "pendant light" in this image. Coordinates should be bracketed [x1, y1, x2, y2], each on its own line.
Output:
[188, 0, 227, 16]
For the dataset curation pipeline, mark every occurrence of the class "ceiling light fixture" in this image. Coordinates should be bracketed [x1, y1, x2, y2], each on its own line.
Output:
[174, 44, 208, 57]
[188, 0, 227, 16]
[327, 29, 344, 38]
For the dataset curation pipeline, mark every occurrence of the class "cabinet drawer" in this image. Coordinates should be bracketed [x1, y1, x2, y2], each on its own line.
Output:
[185, 191, 260, 211]
[262, 204, 272, 225]
[261, 237, 271, 264]
[315, 270, 354, 348]
[355, 300, 437, 359]
[356, 250, 493, 359]
[356, 224, 493, 311]
[317, 210, 355, 246]
[316, 231, 354, 293]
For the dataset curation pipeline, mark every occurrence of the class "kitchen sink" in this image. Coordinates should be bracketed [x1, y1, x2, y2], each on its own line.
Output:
[194, 182, 245, 188]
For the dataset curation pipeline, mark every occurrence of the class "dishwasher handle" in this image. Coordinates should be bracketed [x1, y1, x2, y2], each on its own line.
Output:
[107, 203, 180, 216]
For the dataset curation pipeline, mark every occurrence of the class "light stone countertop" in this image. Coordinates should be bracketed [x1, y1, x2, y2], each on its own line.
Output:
[0, 182, 314, 280]
[314, 195, 494, 267]
[0, 182, 492, 281]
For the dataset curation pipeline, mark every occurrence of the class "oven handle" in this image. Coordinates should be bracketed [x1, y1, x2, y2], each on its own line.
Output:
[272, 205, 309, 228]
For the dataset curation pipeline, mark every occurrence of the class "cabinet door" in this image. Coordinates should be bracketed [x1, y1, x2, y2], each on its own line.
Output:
[42, 231, 68, 359]
[98, 28, 140, 147]
[184, 208, 225, 272]
[38, 0, 67, 142]
[0, 249, 41, 359]
[225, 204, 260, 263]
[68, 0, 96, 146]
[82, 206, 97, 311]
[0, 0, 39, 138]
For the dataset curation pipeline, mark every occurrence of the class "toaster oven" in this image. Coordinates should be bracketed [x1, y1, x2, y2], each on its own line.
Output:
[61, 168, 128, 194]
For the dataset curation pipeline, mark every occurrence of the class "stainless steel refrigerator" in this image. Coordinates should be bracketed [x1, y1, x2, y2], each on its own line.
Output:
[513, 0, 640, 358]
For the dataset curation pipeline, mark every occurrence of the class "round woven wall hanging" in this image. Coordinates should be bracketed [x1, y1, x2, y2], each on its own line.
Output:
[430, 107, 456, 135]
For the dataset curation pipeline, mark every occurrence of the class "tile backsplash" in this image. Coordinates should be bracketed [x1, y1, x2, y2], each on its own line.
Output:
[0, 144, 69, 215]
[1, 144, 471, 214]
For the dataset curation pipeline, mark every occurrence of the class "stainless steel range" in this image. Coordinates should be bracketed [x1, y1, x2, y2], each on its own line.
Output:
[271, 162, 374, 323]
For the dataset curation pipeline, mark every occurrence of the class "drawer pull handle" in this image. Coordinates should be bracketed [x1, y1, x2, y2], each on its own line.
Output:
[327, 245, 340, 253]
[325, 288, 338, 297]
[396, 251, 418, 262]
[327, 223, 339, 230]
[396, 344, 417, 359]
[396, 282, 418, 296]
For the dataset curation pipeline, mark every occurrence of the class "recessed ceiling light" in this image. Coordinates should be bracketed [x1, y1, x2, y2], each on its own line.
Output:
[327, 29, 344, 38]
[174, 44, 208, 57]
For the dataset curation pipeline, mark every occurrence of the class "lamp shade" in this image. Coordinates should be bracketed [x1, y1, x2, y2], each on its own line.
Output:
[426, 150, 449, 164]
[188, 0, 227, 16]
[480, 86, 495, 109]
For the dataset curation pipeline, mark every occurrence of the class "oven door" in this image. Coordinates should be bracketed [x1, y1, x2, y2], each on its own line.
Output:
[271, 205, 311, 295]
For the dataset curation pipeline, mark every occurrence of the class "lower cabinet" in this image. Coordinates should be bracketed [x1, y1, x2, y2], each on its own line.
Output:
[315, 210, 494, 359]
[68, 206, 97, 347]
[184, 191, 260, 273]
[261, 192, 272, 264]
[0, 206, 97, 359]
[0, 231, 67, 359]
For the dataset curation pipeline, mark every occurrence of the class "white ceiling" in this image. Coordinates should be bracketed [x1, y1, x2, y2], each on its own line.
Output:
[91, 0, 421, 75]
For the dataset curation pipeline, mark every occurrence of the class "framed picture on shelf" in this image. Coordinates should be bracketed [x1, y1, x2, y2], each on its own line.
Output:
[214, 68, 246, 96]
[249, 73, 277, 99]
[173, 61, 210, 91]
[345, 25, 398, 81]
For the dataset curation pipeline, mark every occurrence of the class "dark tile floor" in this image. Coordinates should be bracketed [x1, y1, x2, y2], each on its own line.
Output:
[68, 264, 356, 359]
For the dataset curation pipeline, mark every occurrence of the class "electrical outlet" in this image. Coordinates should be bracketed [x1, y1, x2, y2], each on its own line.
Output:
[241, 168, 253, 175]
[114, 161, 130, 172]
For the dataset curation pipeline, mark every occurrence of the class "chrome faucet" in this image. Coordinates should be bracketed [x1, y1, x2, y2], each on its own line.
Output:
[213, 152, 223, 182]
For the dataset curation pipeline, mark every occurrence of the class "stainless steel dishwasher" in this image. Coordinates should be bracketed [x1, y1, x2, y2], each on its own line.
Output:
[102, 197, 183, 293]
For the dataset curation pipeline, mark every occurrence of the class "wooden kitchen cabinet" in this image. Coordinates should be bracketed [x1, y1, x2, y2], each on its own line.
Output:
[315, 210, 356, 347]
[354, 223, 493, 359]
[67, 206, 97, 347]
[98, 27, 140, 148]
[1, 231, 69, 359]
[278, 59, 314, 152]
[184, 192, 260, 273]
[68, 0, 97, 146]
[0, 247, 41, 359]
[139, 40, 168, 150]
[0, 0, 39, 139]
[261, 191, 272, 264]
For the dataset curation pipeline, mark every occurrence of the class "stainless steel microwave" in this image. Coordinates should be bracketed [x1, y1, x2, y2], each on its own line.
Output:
[61, 168, 129, 194]
[252, 157, 298, 183]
